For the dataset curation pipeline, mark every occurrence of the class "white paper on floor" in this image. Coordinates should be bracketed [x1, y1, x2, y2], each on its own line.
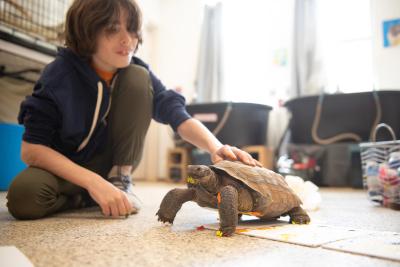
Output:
[203, 217, 372, 247]
[0, 246, 34, 267]
[322, 232, 400, 262]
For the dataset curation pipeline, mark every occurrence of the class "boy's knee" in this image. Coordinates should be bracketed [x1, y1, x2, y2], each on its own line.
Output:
[117, 65, 153, 99]
[7, 168, 58, 220]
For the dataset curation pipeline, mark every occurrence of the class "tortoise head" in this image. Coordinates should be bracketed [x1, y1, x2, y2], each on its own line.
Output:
[187, 165, 218, 193]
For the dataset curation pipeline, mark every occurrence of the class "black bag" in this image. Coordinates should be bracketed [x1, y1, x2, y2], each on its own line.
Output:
[284, 90, 400, 144]
[278, 91, 400, 187]
[175, 102, 272, 147]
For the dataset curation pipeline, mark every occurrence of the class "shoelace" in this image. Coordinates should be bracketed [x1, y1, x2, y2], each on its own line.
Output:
[108, 175, 131, 191]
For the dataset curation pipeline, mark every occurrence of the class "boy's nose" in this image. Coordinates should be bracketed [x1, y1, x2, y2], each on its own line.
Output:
[120, 33, 132, 46]
[120, 29, 136, 47]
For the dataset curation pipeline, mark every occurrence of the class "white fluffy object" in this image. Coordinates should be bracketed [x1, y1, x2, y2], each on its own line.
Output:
[285, 175, 322, 211]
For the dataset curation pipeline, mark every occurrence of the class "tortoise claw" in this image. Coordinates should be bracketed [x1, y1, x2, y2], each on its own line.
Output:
[217, 227, 235, 237]
[156, 211, 174, 224]
[288, 207, 311, 225]
[290, 214, 311, 224]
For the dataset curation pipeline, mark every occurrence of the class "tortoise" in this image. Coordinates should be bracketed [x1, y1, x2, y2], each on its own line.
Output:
[156, 160, 310, 236]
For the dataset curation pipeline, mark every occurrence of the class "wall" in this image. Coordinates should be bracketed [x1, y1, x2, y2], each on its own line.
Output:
[132, 0, 203, 181]
[371, 0, 400, 89]
[156, 0, 203, 101]
[137, 0, 202, 100]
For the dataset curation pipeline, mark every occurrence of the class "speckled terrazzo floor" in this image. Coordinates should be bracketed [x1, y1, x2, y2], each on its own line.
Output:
[0, 183, 399, 267]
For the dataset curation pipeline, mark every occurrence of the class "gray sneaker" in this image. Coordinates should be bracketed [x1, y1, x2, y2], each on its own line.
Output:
[107, 175, 142, 214]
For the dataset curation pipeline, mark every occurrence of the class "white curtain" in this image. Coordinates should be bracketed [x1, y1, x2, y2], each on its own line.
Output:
[291, 0, 325, 98]
[194, 3, 223, 103]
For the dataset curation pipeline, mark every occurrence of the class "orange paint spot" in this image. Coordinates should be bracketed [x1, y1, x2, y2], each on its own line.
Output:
[243, 211, 263, 217]
[235, 229, 250, 233]
[255, 227, 275, 230]
[235, 226, 277, 234]
[217, 192, 221, 204]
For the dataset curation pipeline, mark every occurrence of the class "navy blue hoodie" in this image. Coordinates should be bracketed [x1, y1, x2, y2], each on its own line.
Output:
[18, 48, 191, 164]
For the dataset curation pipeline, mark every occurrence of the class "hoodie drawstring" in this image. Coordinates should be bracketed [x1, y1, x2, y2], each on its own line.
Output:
[77, 81, 103, 152]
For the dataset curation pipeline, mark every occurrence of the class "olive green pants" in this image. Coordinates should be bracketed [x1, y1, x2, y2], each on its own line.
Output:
[7, 65, 153, 220]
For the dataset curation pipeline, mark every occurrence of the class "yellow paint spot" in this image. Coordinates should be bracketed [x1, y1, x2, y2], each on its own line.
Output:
[280, 233, 293, 241]
[186, 176, 198, 185]
[235, 229, 249, 233]
[216, 230, 223, 237]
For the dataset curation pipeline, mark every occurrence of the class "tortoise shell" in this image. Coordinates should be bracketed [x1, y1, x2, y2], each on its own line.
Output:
[210, 160, 302, 217]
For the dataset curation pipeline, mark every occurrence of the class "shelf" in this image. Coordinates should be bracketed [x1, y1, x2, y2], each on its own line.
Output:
[242, 145, 274, 169]
[166, 147, 190, 183]
[0, 27, 58, 58]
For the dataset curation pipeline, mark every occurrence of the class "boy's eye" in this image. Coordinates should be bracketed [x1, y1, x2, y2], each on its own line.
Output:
[130, 31, 138, 38]
[105, 24, 120, 33]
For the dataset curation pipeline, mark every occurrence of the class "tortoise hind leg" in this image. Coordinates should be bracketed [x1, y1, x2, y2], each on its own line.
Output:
[287, 206, 310, 224]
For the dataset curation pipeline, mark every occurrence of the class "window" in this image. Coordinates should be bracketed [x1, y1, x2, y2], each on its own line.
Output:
[221, 0, 294, 107]
[216, 0, 373, 106]
[317, 0, 373, 93]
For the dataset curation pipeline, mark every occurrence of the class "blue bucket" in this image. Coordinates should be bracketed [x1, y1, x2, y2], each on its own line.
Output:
[0, 123, 27, 191]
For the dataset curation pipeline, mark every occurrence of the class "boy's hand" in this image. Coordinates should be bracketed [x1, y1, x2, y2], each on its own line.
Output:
[211, 145, 262, 167]
[86, 175, 133, 217]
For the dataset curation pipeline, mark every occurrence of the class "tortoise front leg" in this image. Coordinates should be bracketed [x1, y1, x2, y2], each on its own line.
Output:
[218, 185, 238, 236]
[156, 188, 196, 224]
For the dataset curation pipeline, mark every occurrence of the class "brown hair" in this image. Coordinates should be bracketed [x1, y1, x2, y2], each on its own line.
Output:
[64, 0, 142, 59]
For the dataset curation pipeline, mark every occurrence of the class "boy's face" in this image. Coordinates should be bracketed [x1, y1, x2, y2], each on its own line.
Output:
[92, 8, 139, 72]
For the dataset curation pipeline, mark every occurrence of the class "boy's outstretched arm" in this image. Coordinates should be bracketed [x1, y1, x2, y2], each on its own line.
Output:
[176, 118, 261, 166]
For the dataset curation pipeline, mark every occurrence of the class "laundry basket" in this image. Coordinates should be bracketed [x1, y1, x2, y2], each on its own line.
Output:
[359, 123, 400, 210]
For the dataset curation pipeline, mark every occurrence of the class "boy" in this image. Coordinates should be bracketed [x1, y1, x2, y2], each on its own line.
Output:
[7, 0, 260, 220]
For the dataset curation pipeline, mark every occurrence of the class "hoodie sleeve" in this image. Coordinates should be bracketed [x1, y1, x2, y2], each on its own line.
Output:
[18, 82, 60, 146]
[132, 57, 191, 131]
